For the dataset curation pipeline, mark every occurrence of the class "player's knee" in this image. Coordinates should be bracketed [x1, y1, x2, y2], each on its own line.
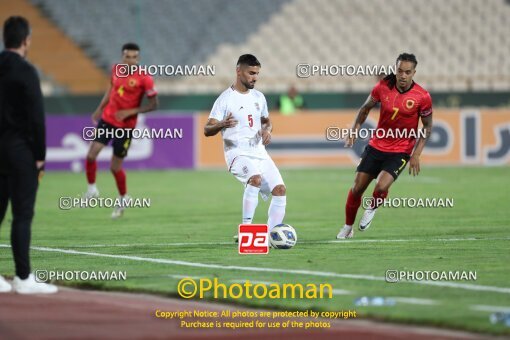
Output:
[110, 164, 121, 173]
[247, 175, 262, 187]
[351, 183, 365, 196]
[11, 208, 34, 221]
[373, 185, 389, 194]
[86, 151, 97, 162]
[87, 146, 101, 162]
[272, 184, 286, 196]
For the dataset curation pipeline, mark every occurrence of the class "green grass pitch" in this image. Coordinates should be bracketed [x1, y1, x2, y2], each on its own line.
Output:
[0, 166, 509, 335]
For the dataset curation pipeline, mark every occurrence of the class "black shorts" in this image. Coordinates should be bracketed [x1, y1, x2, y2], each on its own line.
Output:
[356, 145, 410, 180]
[94, 119, 132, 158]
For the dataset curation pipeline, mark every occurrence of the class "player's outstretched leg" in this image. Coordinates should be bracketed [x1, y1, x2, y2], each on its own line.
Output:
[359, 171, 393, 231]
[267, 184, 286, 230]
[337, 189, 360, 239]
[337, 172, 374, 239]
[85, 141, 104, 198]
[110, 155, 129, 219]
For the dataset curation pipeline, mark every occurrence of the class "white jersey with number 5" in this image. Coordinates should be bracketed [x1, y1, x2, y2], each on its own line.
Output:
[209, 86, 270, 167]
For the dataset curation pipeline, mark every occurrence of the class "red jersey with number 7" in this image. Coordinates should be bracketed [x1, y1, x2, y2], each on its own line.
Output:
[101, 64, 157, 129]
[369, 79, 432, 155]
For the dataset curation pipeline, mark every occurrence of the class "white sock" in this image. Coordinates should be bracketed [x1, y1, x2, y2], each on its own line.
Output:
[267, 196, 286, 230]
[121, 194, 130, 206]
[242, 185, 260, 224]
[88, 183, 97, 192]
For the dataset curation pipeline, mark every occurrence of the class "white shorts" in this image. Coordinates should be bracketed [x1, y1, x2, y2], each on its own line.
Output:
[229, 155, 284, 196]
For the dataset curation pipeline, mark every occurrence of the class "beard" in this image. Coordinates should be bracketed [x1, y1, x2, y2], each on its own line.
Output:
[242, 80, 255, 89]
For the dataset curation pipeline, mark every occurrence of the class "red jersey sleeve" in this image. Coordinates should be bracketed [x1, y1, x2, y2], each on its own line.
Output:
[110, 64, 116, 83]
[419, 91, 433, 117]
[370, 80, 383, 102]
[143, 75, 158, 97]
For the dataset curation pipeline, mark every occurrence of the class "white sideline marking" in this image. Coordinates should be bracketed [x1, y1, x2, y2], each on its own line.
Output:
[168, 274, 202, 280]
[65, 242, 233, 248]
[1, 244, 509, 294]
[23, 245, 384, 281]
[29, 237, 510, 249]
[391, 297, 439, 305]
[470, 305, 510, 313]
[322, 237, 510, 244]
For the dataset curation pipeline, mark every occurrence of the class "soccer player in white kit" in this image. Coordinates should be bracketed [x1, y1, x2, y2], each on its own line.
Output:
[204, 54, 286, 238]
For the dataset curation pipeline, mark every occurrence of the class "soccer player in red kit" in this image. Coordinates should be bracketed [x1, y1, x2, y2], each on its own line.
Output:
[85, 43, 158, 218]
[337, 53, 433, 239]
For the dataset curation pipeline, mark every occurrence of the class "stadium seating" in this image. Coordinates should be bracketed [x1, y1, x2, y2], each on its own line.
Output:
[1, 0, 108, 94]
[27, 0, 510, 93]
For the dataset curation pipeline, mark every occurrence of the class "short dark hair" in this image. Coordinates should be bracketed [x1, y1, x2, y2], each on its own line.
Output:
[396, 53, 418, 67]
[122, 42, 140, 52]
[3, 16, 30, 49]
[236, 54, 261, 67]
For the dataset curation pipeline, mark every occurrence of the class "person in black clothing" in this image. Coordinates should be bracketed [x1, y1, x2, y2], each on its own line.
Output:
[0, 16, 57, 294]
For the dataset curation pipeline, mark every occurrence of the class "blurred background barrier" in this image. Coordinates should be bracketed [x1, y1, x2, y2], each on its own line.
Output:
[198, 110, 510, 167]
[42, 110, 510, 171]
[45, 114, 195, 171]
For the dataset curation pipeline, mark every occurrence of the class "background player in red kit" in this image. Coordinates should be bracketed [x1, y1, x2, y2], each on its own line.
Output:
[85, 43, 158, 218]
[337, 53, 433, 239]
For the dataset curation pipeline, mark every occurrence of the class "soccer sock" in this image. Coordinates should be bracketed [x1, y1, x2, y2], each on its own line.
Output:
[345, 189, 362, 226]
[85, 159, 97, 184]
[267, 196, 286, 229]
[371, 190, 388, 209]
[112, 169, 127, 196]
[242, 185, 260, 224]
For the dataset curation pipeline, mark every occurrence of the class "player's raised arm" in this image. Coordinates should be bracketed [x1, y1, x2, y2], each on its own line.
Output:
[409, 114, 432, 176]
[260, 116, 272, 145]
[346, 95, 378, 147]
[204, 112, 238, 137]
[115, 94, 159, 121]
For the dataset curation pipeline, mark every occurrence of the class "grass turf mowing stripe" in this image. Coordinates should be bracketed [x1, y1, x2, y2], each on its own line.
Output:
[3, 244, 509, 295]
[27, 236, 510, 248]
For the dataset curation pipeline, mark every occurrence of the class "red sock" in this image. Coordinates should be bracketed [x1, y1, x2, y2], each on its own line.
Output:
[372, 190, 388, 208]
[112, 169, 127, 196]
[345, 189, 362, 226]
[86, 159, 97, 184]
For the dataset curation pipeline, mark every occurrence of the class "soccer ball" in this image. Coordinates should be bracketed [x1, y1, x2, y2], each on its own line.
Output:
[269, 224, 297, 249]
